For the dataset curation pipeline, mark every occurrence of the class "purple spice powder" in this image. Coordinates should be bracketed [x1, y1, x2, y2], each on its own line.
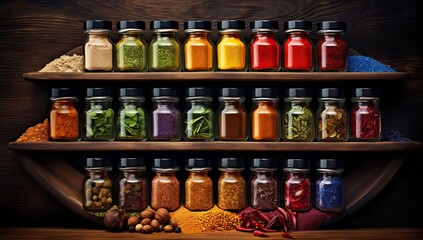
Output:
[151, 106, 180, 140]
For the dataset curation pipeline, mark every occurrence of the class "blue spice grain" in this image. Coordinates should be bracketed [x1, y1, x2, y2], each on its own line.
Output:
[315, 175, 344, 213]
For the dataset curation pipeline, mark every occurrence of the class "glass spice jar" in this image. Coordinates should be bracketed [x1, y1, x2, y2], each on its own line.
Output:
[185, 158, 213, 211]
[183, 20, 214, 71]
[117, 88, 147, 141]
[250, 158, 278, 210]
[249, 20, 281, 71]
[115, 20, 148, 72]
[315, 159, 344, 213]
[350, 88, 381, 141]
[149, 20, 181, 71]
[184, 87, 214, 141]
[217, 88, 247, 141]
[218, 157, 246, 211]
[283, 20, 314, 72]
[118, 158, 147, 213]
[83, 20, 113, 72]
[282, 88, 314, 142]
[217, 20, 247, 71]
[150, 88, 181, 141]
[83, 158, 113, 214]
[251, 88, 281, 141]
[316, 21, 348, 72]
[316, 88, 348, 141]
[283, 159, 311, 211]
[83, 88, 115, 141]
[151, 158, 180, 211]
[49, 88, 80, 141]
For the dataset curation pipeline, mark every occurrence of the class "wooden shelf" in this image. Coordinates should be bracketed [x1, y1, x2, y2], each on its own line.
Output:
[8, 141, 423, 152]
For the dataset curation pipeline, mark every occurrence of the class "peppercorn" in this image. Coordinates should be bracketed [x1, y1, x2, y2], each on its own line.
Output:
[174, 226, 182, 233]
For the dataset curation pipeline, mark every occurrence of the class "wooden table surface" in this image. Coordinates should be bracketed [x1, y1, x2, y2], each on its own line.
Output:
[1, 228, 422, 240]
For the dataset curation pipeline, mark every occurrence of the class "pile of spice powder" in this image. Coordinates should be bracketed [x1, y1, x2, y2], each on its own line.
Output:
[39, 54, 83, 72]
[16, 119, 49, 142]
[170, 205, 240, 233]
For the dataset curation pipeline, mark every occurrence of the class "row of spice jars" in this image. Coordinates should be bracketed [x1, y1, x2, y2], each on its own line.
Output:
[83, 19, 347, 72]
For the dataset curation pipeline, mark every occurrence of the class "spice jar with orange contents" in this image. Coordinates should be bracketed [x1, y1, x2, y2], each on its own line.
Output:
[184, 158, 213, 211]
[251, 88, 281, 141]
[217, 157, 246, 211]
[49, 88, 80, 141]
[183, 20, 214, 71]
[151, 158, 180, 211]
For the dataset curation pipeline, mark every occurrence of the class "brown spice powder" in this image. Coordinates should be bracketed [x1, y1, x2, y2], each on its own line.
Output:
[39, 54, 83, 72]
[16, 119, 49, 142]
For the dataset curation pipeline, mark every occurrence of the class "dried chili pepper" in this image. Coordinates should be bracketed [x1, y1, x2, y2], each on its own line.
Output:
[236, 225, 256, 232]
[253, 230, 269, 237]
[282, 232, 293, 239]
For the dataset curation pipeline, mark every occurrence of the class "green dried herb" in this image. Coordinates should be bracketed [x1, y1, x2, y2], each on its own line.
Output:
[149, 36, 180, 71]
[86, 107, 114, 139]
[284, 106, 314, 141]
[185, 106, 213, 140]
[116, 35, 146, 71]
[117, 105, 146, 140]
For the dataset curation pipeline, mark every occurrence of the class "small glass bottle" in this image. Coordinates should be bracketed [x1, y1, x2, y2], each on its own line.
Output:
[151, 158, 180, 211]
[350, 88, 381, 141]
[184, 87, 214, 141]
[83, 88, 115, 141]
[149, 20, 181, 71]
[117, 88, 147, 141]
[218, 158, 246, 211]
[251, 88, 281, 141]
[283, 159, 311, 211]
[183, 21, 214, 71]
[250, 158, 278, 211]
[315, 159, 344, 213]
[283, 20, 314, 72]
[83, 20, 113, 72]
[217, 88, 247, 141]
[83, 158, 113, 214]
[316, 21, 348, 72]
[185, 158, 213, 211]
[282, 88, 314, 141]
[217, 20, 247, 71]
[150, 88, 181, 141]
[118, 158, 147, 213]
[249, 20, 281, 71]
[116, 20, 148, 72]
[49, 88, 80, 141]
[316, 88, 348, 141]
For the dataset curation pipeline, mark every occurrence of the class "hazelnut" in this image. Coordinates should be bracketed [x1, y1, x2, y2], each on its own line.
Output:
[135, 224, 143, 232]
[127, 216, 140, 227]
[141, 218, 151, 226]
[159, 225, 164, 232]
[169, 219, 178, 228]
[151, 219, 160, 230]
[140, 209, 155, 219]
[142, 225, 154, 234]
[155, 208, 170, 224]
[163, 225, 174, 233]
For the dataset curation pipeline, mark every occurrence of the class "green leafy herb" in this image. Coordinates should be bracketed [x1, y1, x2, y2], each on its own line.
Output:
[86, 107, 114, 139]
[117, 105, 146, 140]
[284, 106, 313, 141]
[185, 105, 213, 140]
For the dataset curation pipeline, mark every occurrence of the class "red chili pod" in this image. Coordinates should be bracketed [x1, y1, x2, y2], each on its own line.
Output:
[286, 209, 297, 230]
[265, 216, 278, 229]
[258, 212, 271, 223]
[251, 219, 276, 232]
[236, 225, 256, 232]
[282, 232, 293, 239]
[276, 205, 289, 221]
[253, 230, 269, 237]
[277, 216, 288, 233]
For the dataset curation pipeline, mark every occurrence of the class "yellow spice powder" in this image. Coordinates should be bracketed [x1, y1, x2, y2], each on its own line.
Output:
[217, 35, 246, 70]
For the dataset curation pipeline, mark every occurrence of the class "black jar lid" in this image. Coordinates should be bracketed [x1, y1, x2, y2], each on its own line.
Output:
[250, 20, 279, 30]
[150, 20, 179, 30]
[86, 88, 111, 97]
[253, 88, 279, 98]
[220, 87, 244, 97]
[317, 159, 343, 170]
[320, 88, 344, 98]
[218, 20, 245, 30]
[186, 158, 211, 169]
[119, 157, 146, 168]
[153, 158, 178, 168]
[84, 20, 112, 31]
[251, 158, 277, 169]
[317, 21, 347, 31]
[353, 88, 378, 97]
[286, 88, 311, 98]
[51, 88, 77, 98]
[219, 158, 245, 169]
[119, 88, 144, 97]
[284, 159, 310, 170]
[184, 20, 212, 30]
[152, 88, 177, 97]
[86, 158, 111, 168]
[284, 20, 312, 31]
[186, 87, 211, 97]
[117, 20, 145, 32]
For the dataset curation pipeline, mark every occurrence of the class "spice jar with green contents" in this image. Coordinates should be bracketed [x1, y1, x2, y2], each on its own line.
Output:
[250, 158, 278, 210]
[183, 20, 214, 71]
[115, 20, 148, 71]
[83, 88, 115, 141]
[217, 158, 246, 211]
[149, 20, 181, 71]
[151, 158, 180, 211]
[83, 20, 113, 72]
[83, 158, 113, 214]
[183, 87, 214, 141]
[216, 20, 247, 71]
[118, 158, 147, 213]
[316, 88, 348, 141]
[117, 88, 147, 141]
[217, 87, 247, 141]
[282, 88, 314, 141]
[185, 158, 213, 211]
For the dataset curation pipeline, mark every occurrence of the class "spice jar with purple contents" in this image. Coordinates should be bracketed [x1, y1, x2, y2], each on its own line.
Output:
[118, 158, 147, 213]
[315, 159, 344, 213]
[283, 159, 311, 211]
[150, 88, 181, 141]
[250, 158, 278, 210]
[218, 157, 246, 211]
[185, 158, 213, 211]
[150, 158, 180, 211]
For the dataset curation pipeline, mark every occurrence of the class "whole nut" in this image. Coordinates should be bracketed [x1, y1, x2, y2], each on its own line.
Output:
[155, 208, 170, 224]
[169, 219, 178, 228]
[141, 218, 151, 226]
[142, 225, 154, 234]
[140, 209, 155, 219]
[135, 224, 143, 232]
[163, 225, 174, 233]
[127, 216, 140, 227]
[159, 225, 164, 232]
[151, 219, 160, 230]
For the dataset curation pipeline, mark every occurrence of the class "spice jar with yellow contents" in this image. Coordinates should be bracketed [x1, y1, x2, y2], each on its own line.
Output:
[251, 88, 281, 141]
[183, 20, 214, 71]
[217, 158, 246, 211]
[216, 20, 247, 71]
[151, 158, 180, 211]
[118, 158, 147, 213]
[83, 158, 113, 214]
[217, 87, 247, 141]
[83, 20, 113, 72]
[184, 158, 213, 211]
[49, 88, 79, 141]
[317, 88, 348, 141]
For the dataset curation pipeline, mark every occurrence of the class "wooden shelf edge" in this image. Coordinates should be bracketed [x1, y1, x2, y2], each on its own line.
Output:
[7, 141, 423, 152]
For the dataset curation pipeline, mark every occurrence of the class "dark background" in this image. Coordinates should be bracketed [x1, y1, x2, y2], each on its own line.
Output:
[0, 0, 422, 229]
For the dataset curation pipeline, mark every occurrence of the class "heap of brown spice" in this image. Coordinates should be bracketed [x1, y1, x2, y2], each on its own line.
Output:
[16, 119, 49, 142]
[39, 54, 83, 72]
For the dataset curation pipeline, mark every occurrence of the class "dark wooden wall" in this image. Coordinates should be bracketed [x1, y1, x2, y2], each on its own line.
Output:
[0, 0, 422, 228]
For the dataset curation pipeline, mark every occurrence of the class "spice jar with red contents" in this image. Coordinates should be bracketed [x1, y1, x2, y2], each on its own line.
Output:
[185, 158, 213, 211]
[350, 88, 381, 141]
[150, 158, 180, 211]
[250, 158, 278, 211]
[49, 88, 80, 141]
[249, 20, 281, 71]
[316, 21, 348, 72]
[283, 159, 311, 211]
[282, 20, 314, 72]
[118, 158, 147, 213]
